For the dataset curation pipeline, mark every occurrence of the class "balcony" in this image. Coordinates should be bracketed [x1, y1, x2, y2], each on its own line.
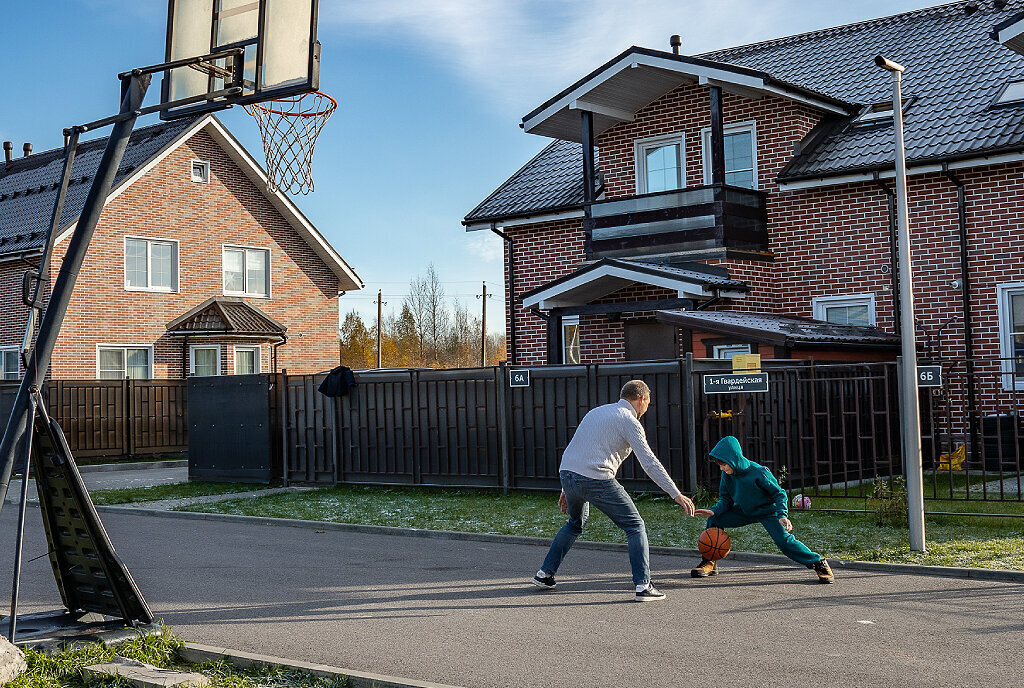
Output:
[584, 183, 769, 261]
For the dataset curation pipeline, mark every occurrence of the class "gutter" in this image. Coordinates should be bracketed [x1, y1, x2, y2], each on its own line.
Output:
[490, 224, 517, 366]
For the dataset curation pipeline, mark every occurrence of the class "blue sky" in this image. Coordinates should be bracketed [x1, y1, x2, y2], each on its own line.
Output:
[0, 0, 940, 332]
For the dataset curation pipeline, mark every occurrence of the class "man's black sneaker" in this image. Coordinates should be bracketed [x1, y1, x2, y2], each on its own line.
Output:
[812, 558, 835, 584]
[634, 585, 666, 602]
[532, 574, 556, 590]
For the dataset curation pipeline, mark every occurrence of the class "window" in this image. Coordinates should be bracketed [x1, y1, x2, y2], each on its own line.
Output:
[997, 284, 1024, 388]
[190, 345, 221, 377]
[813, 294, 876, 326]
[853, 99, 910, 126]
[562, 316, 580, 364]
[125, 237, 178, 292]
[634, 133, 685, 193]
[191, 160, 210, 183]
[97, 346, 152, 380]
[702, 122, 757, 189]
[234, 345, 260, 375]
[1, 347, 19, 380]
[995, 80, 1024, 106]
[712, 344, 751, 360]
[223, 246, 269, 297]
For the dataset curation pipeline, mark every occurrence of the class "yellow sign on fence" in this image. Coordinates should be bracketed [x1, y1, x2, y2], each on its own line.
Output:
[732, 353, 761, 373]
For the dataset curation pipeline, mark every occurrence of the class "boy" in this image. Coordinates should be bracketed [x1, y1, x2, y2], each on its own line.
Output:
[691, 435, 834, 583]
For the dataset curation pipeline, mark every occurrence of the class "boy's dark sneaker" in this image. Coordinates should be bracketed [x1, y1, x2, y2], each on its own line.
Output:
[812, 558, 835, 584]
[634, 585, 666, 602]
[532, 574, 556, 590]
[691, 559, 718, 578]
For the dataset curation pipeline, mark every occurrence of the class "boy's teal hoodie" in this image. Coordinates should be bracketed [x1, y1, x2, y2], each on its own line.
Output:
[708, 436, 787, 519]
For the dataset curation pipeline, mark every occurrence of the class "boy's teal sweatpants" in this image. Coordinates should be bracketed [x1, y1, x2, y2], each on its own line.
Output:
[707, 510, 821, 567]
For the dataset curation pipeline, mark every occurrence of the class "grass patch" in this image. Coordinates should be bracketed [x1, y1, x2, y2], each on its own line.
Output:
[90, 481, 273, 505]
[178, 484, 1024, 571]
[8, 626, 348, 688]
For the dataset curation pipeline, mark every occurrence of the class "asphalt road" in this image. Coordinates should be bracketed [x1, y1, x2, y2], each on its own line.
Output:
[1, 507, 1022, 688]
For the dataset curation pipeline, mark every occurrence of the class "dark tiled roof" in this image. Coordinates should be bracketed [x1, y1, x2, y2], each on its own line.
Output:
[469, 1, 1024, 220]
[656, 309, 901, 346]
[464, 139, 599, 224]
[0, 118, 197, 256]
[701, 0, 1024, 180]
[166, 297, 287, 337]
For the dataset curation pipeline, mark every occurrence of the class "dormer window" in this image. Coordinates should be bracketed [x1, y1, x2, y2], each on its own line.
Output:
[995, 80, 1024, 106]
[853, 99, 910, 126]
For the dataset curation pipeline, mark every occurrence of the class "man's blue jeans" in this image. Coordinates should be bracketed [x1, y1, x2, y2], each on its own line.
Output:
[540, 470, 650, 587]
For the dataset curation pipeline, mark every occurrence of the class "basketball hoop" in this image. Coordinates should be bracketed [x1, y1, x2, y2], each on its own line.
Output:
[244, 91, 337, 195]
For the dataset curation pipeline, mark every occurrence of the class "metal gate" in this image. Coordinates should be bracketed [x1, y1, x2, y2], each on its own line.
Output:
[188, 375, 276, 482]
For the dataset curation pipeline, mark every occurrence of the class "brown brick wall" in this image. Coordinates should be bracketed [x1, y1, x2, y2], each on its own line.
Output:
[1, 127, 343, 379]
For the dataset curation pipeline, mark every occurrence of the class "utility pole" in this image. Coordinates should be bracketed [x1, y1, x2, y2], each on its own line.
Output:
[376, 289, 385, 369]
[877, 54, 926, 552]
[481, 282, 487, 366]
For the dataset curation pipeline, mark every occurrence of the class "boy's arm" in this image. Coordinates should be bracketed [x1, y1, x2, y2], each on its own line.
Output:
[758, 468, 788, 518]
[709, 473, 733, 515]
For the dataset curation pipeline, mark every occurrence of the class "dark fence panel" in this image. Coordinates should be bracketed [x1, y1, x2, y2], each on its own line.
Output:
[189, 375, 275, 482]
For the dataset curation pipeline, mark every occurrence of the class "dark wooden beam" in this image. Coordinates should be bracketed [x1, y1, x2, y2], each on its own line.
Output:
[552, 298, 696, 317]
[581, 110, 596, 205]
[709, 85, 725, 186]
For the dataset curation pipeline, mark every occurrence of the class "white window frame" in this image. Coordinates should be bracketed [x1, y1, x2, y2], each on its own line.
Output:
[1, 346, 20, 381]
[124, 236, 179, 293]
[222, 245, 271, 298]
[852, 99, 910, 126]
[189, 344, 222, 377]
[191, 159, 210, 184]
[813, 294, 877, 326]
[995, 80, 1024, 106]
[562, 315, 581, 365]
[95, 344, 154, 380]
[997, 283, 1024, 390]
[701, 120, 758, 189]
[634, 132, 686, 194]
[712, 343, 751, 359]
[233, 345, 261, 375]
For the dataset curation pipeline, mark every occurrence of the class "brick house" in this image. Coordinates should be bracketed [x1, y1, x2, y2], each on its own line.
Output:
[0, 114, 362, 380]
[464, 1, 1024, 384]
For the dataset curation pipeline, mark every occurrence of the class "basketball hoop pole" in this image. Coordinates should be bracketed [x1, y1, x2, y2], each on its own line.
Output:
[0, 73, 151, 511]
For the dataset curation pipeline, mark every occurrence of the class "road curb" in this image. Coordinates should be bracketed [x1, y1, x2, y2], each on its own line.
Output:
[180, 642, 464, 688]
[95, 505, 1024, 584]
[78, 460, 188, 473]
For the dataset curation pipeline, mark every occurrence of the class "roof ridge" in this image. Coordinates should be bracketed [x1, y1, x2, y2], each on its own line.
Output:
[699, 1, 977, 61]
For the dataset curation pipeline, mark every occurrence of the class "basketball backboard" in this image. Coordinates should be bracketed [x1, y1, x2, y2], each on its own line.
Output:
[161, 0, 320, 120]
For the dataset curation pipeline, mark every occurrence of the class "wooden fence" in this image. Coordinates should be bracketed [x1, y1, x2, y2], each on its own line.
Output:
[0, 379, 187, 460]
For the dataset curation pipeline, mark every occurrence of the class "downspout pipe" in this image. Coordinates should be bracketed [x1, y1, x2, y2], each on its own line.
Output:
[490, 223, 517, 365]
[941, 165, 980, 463]
[872, 175, 901, 336]
[272, 334, 288, 373]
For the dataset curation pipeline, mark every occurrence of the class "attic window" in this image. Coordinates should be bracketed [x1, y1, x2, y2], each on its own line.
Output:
[853, 99, 909, 126]
[191, 160, 210, 184]
[995, 80, 1024, 106]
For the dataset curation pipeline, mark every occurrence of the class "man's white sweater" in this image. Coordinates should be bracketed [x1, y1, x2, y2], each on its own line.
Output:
[558, 399, 682, 499]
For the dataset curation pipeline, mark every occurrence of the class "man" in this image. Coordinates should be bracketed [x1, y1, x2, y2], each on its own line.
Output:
[532, 380, 696, 601]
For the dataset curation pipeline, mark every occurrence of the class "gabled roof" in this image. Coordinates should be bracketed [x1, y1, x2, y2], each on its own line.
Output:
[467, 1, 1024, 223]
[166, 296, 287, 337]
[0, 115, 362, 292]
[655, 309, 901, 348]
[519, 258, 747, 309]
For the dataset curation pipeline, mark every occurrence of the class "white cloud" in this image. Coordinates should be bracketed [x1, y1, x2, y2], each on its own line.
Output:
[322, 0, 936, 113]
[465, 231, 504, 263]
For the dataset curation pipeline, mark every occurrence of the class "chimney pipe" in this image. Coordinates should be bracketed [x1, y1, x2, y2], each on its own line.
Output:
[670, 35, 682, 55]
[22, 143, 32, 158]
[3, 142, 12, 165]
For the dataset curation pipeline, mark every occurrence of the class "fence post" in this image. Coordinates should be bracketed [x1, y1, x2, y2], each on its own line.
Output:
[124, 377, 132, 457]
[683, 353, 698, 494]
[497, 362, 510, 495]
[280, 369, 289, 487]
[412, 369, 422, 486]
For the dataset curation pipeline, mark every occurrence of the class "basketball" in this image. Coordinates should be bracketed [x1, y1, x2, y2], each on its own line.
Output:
[792, 493, 812, 510]
[697, 527, 732, 561]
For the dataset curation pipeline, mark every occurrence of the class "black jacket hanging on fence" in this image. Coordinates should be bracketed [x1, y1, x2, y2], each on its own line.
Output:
[318, 365, 357, 397]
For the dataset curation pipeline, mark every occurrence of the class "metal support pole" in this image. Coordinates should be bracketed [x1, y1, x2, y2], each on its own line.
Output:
[9, 392, 38, 642]
[480, 282, 488, 367]
[0, 73, 151, 511]
[683, 353, 698, 493]
[877, 55, 926, 551]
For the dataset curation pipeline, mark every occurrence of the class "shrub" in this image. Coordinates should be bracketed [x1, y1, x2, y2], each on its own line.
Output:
[867, 475, 908, 527]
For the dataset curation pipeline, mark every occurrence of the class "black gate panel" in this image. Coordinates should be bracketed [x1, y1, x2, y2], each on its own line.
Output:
[189, 375, 274, 483]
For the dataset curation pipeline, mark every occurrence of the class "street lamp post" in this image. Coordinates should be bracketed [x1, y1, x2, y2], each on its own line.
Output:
[876, 54, 926, 552]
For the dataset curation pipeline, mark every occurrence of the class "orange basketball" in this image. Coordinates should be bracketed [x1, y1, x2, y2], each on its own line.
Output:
[697, 527, 732, 561]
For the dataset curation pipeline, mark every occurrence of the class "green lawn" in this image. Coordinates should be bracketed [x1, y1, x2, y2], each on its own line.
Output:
[8, 627, 347, 688]
[90, 481, 273, 505]
[178, 484, 1024, 570]
[803, 470, 1022, 501]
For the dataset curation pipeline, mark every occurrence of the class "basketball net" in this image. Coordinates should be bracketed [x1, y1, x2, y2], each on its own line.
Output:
[244, 91, 337, 195]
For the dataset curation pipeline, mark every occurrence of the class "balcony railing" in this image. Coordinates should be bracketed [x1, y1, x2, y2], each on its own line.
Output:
[584, 183, 768, 260]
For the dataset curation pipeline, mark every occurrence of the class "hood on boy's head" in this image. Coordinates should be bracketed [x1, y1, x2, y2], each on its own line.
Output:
[709, 435, 753, 473]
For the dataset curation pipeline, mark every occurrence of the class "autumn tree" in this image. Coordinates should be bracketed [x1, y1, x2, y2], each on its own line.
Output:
[338, 310, 374, 369]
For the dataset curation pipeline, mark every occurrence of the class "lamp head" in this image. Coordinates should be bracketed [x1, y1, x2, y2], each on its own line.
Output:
[875, 55, 905, 73]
